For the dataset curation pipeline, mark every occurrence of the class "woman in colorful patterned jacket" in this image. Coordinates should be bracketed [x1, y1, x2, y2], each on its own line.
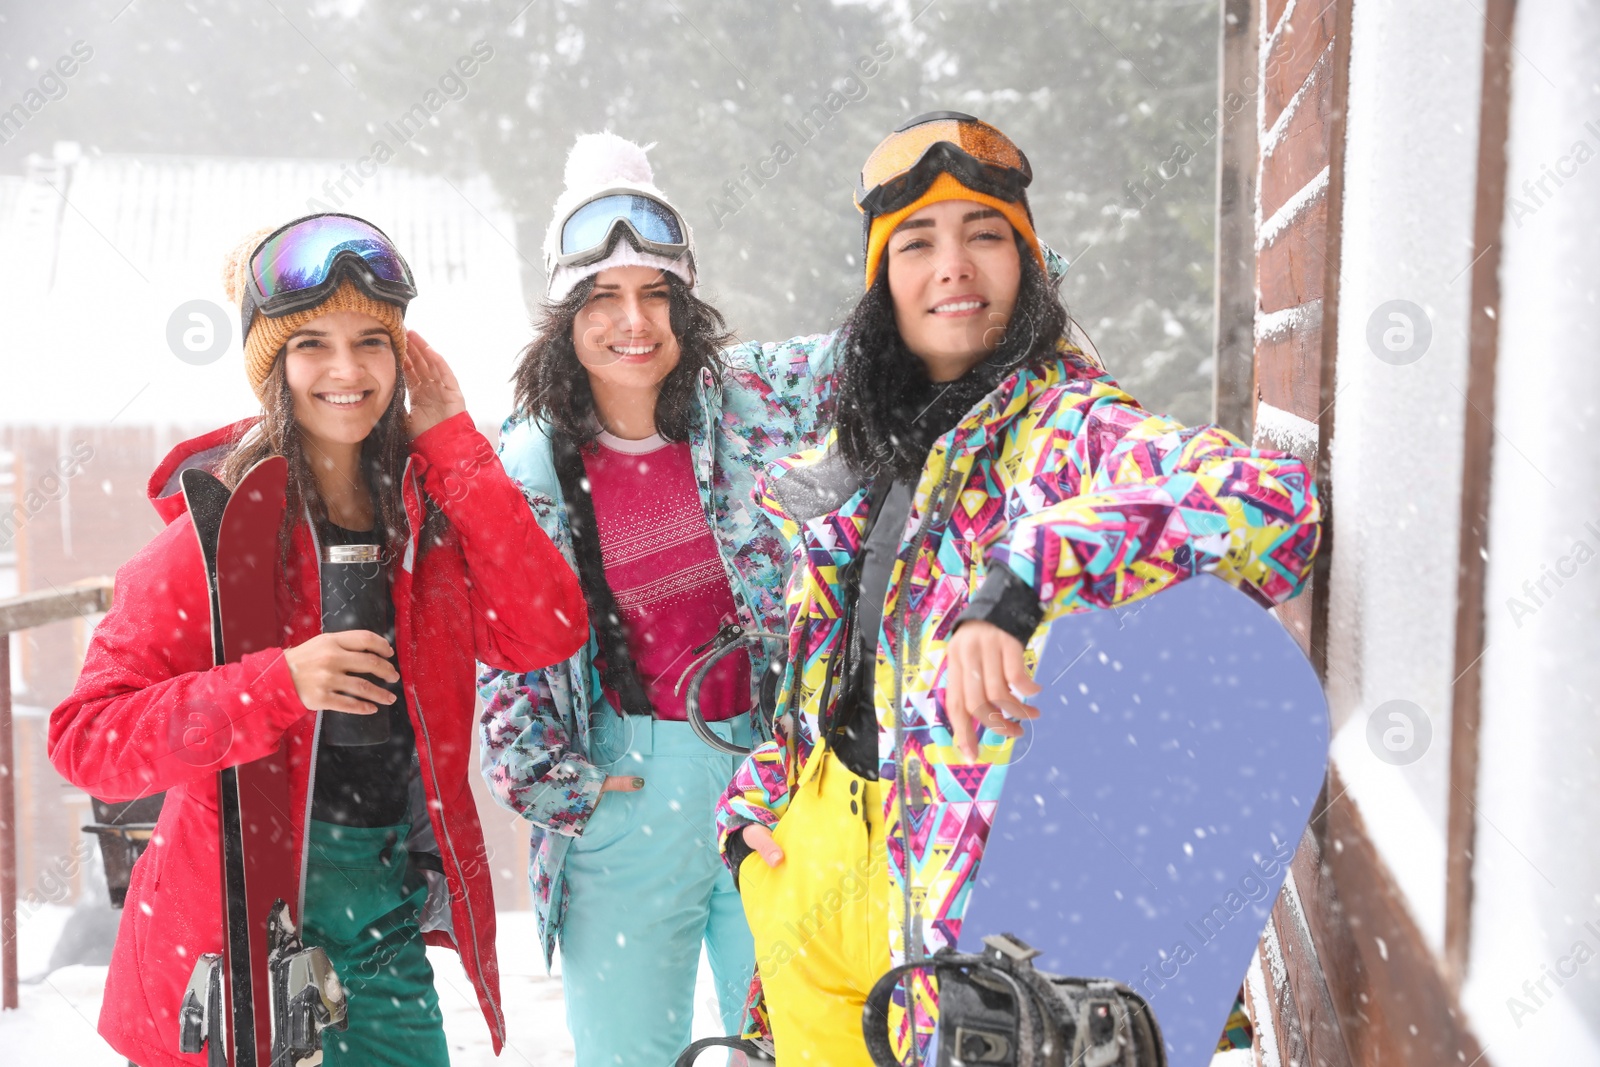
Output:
[475, 134, 841, 1065]
[715, 112, 1323, 1065]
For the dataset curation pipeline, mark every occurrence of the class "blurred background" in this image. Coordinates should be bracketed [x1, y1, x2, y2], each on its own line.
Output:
[0, 0, 1223, 428]
[3, 1, 1598, 1066]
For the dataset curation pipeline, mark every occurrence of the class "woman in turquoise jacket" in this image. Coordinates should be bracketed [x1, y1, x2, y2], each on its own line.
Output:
[476, 133, 838, 1065]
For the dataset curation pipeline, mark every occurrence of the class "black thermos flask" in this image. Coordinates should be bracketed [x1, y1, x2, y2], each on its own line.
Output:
[319, 542, 398, 747]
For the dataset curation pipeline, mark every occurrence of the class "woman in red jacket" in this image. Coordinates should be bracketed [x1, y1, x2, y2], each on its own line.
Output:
[48, 214, 587, 1067]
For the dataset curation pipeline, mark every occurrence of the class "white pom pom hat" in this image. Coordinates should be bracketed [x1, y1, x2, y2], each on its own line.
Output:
[542, 132, 698, 302]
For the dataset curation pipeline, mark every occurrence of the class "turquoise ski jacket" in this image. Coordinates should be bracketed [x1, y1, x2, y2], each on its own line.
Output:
[478, 334, 838, 966]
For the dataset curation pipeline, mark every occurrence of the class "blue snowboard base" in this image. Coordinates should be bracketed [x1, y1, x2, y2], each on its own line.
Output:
[959, 575, 1329, 1066]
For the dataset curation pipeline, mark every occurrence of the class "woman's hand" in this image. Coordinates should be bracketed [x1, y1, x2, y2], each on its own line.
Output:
[944, 620, 1042, 761]
[403, 330, 467, 439]
[601, 775, 645, 793]
[283, 631, 400, 714]
[741, 824, 784, 868]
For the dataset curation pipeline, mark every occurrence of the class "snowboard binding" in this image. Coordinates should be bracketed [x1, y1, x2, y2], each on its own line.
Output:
[862, 934, 1166, 1067]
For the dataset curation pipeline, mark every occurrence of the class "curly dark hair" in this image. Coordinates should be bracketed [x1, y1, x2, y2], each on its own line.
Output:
[508, 268, 737, 714]
[215, 349, 449, 565]
[832, 234, 1069, 482]
[510, 272, 735, 444]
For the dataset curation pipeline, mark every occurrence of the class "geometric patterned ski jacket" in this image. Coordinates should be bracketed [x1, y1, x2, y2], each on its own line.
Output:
[476, 333, 838, 969]
[715, 340, 1322, 1059]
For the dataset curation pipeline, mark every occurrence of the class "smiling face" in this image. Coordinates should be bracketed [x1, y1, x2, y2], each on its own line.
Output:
[570, 265, 683, 397]
[885, 198, 1023, 381]
[282, 309, 398, 453]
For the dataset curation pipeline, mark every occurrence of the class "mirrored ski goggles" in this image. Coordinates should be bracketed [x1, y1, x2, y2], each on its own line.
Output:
[243, 214, 416, 330]
[856, 111, 1033, 217]
[555, 190, 690, 268]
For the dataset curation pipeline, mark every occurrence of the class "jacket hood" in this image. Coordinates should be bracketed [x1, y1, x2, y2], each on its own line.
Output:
[146, 418, 259, 525]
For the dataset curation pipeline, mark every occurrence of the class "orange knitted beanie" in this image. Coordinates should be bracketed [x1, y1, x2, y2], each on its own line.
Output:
[862, 171, 1043, 287]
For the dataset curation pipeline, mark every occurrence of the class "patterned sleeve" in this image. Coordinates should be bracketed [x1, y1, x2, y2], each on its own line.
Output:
[477, 664, 608, 837]
[982, 374, 1322, 623]
[715, 738, 792, 861]
[719, 332, 840, 444]
[726, 331, 839, 386]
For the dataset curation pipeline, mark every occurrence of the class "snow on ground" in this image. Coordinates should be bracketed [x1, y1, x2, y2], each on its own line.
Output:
[1, 964, 125, 1064]
[1209, 1051, 1254, 1067]
[433, 912, 732, 1065]
[0, 910, 733, 1065]
[15, 902, 75, 978]
[438, 908, 736, 1067]
[3, 906, 1257, 1063]
[430, 912, 575, 1066]
[0, 903, 122, 1064]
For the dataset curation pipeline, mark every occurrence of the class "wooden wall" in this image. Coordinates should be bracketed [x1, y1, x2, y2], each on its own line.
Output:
[1234, 0, 1503, 1063]
[1250, 0, 1346, 664]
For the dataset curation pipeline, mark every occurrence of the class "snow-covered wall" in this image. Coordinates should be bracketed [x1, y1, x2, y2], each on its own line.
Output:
[1322, 0, 1484, 955]
[1462, 2, 1600, 1060]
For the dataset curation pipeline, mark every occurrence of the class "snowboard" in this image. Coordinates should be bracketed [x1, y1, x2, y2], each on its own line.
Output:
[954, 574, 1329, 1066]
[177, 458, 346, 1067]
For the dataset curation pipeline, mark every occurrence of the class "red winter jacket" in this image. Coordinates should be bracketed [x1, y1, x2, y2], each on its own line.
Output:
[48, 412, 586, 1067]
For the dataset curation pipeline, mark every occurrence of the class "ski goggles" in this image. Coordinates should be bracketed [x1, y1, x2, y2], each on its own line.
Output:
[554, 189, 691, 269]
[855, 111, 1033, 218]
[241, 214, 416, 336]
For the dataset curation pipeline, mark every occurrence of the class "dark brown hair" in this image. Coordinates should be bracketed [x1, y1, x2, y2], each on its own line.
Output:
[509, 272, 735, 443]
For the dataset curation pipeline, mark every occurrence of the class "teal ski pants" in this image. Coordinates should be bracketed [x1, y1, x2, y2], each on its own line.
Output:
[303, 818, 450, 1067]
[559, 715, 756, 1066]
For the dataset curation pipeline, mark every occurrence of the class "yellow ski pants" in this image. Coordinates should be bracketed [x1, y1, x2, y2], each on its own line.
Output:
[738, 749, 892, 1065]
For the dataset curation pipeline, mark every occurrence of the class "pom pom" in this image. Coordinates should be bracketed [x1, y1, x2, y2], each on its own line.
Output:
[563, 132, 656, 192]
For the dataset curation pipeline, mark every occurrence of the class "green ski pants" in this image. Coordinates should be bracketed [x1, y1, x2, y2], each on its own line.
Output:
[303, 818, 450, 1067]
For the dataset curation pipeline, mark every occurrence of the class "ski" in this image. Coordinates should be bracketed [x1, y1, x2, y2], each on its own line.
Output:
[176, 458, 347, 1067]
